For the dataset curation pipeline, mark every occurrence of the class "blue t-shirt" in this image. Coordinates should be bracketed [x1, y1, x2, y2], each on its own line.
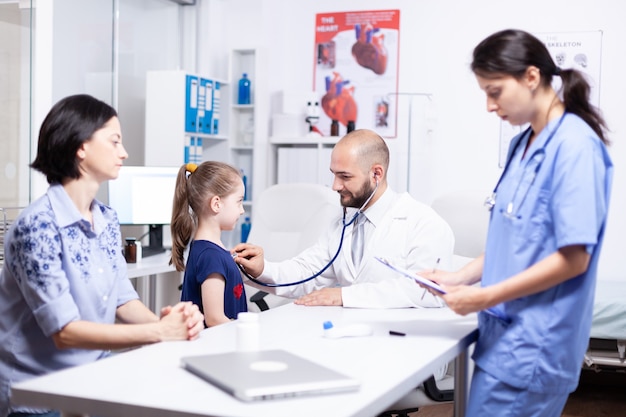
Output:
[0, 184, 138, 416]
[180, 240, 247, 323]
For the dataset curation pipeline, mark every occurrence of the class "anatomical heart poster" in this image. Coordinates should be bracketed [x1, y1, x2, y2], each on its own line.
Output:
[314, 10, 400, 138]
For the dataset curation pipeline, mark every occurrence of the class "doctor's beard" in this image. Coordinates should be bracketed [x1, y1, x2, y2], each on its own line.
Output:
[340, 180, 376, 209]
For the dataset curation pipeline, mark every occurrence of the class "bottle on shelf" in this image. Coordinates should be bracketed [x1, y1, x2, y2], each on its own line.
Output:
[237, 73, 251, 105]
[347, 120, 355, 133]
[330, 119, 339, 136]
[241, 115, 254, 146]
[240, 169, 248, 201]
[241, 216, 252, 243]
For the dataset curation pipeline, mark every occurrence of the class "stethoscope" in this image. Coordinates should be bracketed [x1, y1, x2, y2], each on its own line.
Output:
[484, 113, 566, 216]
[237, 177, 380, 287]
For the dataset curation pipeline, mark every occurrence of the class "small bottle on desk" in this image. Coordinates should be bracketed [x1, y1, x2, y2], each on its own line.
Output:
[135, 241, 142, 263]
[125, 237, 137, 263]
[237, 312, 260, 351]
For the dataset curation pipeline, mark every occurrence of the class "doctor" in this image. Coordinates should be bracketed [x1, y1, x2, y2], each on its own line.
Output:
[233, 129, 454, 308]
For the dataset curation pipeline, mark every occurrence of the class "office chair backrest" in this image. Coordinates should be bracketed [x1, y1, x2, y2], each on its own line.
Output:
[247, 183, 340, 261]
[430, 190, 489, 268]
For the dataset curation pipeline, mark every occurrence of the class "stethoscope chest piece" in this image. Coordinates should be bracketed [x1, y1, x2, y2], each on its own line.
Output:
[484, 193, 496, 211]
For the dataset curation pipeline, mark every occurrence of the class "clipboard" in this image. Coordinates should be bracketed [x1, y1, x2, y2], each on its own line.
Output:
[375, 257, 446, 294]
[376, 257, 510, 321]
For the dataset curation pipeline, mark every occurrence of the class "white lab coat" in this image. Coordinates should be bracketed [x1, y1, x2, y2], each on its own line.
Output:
[252, 190, 455, 308]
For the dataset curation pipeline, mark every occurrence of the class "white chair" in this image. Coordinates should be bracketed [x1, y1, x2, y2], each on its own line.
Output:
[382, 190, 489, 416]
[244, 183, 340, 311]
[430, 189, 490, 269]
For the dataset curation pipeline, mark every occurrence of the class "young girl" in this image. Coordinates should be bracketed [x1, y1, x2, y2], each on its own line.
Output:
[170, 161, 248, 327]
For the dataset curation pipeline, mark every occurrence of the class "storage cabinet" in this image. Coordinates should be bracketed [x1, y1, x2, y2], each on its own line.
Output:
[145, 70, 229, 167]
[144, 48, 267, 247]
[269, 136, 339, 188]
[228, 48, 268, 244]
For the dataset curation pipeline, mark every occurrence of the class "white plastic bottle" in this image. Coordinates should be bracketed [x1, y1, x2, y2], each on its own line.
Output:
[237, 312, 260, 351]
[135, 241, 142, 263]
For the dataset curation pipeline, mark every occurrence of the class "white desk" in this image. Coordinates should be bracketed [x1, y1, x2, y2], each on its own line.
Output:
[11, 304, 478, 417]
[126, 252, 177, 312]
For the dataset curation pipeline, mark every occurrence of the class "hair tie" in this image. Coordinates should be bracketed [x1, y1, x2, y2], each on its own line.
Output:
[554, 67, 562, 76]
[186, 163, 198, 174]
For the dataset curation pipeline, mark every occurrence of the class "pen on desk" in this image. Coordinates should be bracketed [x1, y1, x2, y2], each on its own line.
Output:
[389, 330, 406, 337]
[421, 257, 441, 300]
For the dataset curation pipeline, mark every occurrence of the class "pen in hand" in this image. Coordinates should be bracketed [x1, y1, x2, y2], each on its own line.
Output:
[432, 257, 441, 273]
[421, 257, 441, 300]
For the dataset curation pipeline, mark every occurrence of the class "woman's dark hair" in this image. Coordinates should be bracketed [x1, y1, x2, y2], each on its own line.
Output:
[31, 94, 118, 184]
[471, 29, 609, 145]
[170, 161, 242, 271]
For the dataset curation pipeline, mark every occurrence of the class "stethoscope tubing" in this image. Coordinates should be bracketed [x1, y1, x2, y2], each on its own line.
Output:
[239, 179, 379, 288]
[238, 218, 350, 287]
[486, 113, 566, 212]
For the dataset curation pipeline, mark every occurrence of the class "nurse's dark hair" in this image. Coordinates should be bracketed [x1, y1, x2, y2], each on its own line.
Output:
[170, 161, 242, 272]
[471, 29, 609, 145]
[31, 94, 118, 184]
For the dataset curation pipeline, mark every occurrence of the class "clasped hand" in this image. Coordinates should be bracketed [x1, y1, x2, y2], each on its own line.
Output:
[159, 301, 205, 340]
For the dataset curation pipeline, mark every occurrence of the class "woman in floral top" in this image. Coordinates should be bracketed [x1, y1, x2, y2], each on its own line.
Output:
[0, 94, 204, 417]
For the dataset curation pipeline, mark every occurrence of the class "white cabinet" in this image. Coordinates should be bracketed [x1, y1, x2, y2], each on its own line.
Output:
[144, 70, 229, 167]
[269, 136, 339, 188]
[144, 49, 267, 247]
[228, 48, 268, 244]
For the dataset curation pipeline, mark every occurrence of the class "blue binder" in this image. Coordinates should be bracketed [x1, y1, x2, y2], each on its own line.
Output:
[185, 75, 199, 133]
[212, 81, 221, 135]
[200, 78, 214, 134]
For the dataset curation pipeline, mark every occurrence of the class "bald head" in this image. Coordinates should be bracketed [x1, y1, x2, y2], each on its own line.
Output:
[330, 129, 389, 209]
[333, 129, 389, 177]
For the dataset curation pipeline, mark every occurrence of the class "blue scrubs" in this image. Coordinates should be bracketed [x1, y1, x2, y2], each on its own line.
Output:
[470, 113, 613, 414]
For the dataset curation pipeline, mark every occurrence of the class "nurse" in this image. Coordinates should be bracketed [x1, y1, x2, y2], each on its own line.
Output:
[421, 29, 613, 417]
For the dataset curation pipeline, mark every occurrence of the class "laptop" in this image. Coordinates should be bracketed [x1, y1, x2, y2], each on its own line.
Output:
[180, 349, 360, 401]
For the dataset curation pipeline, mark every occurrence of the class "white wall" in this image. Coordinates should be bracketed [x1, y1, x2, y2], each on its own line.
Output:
[31, 0, 189, 312]
[207, 0, 626, 282]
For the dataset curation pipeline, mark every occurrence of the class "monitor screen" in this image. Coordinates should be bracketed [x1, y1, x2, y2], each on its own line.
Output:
[107, 166, 180, 257]
[108, 166, 179, 226]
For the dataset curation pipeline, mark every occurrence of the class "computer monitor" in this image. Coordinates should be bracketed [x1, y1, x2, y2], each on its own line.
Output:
[107, 166, 180, 257]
